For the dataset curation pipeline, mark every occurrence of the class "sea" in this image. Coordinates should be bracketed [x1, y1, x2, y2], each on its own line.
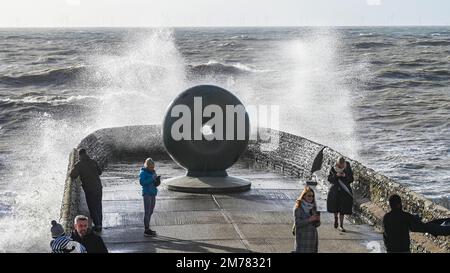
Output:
[0, 27, 449, 251]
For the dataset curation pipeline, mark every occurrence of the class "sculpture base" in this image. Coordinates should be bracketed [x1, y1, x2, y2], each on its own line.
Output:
[165, 176, 251, 194]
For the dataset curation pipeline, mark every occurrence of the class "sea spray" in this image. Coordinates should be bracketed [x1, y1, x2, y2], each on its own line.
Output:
[0, 29, 187, 252]
[277, 29, 365, 159]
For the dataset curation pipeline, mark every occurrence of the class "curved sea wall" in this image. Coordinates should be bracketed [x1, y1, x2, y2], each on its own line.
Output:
[60, 125, 449, 252]
[246, 128, 449, 252]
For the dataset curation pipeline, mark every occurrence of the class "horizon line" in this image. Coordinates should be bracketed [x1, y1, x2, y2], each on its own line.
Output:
[0, 24, 449, 29]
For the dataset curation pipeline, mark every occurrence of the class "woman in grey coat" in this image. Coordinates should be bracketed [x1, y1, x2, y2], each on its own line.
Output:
[293, 186, 321, 253]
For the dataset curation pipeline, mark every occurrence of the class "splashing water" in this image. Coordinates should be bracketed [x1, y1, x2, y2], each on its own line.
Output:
[0, 28, 369, 252]
[89, 29, 188, 128]
[199, 29, 364, 159]
[277, 29, 363, 158]
[0, 29, 187, 252]
[0, 116, 92, 252]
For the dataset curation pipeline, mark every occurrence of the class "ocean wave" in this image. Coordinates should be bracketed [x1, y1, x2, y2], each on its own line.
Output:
[229, 35, 269, 41]
[376, 69, 450, 82]
[370, 60, 387, 65]
[358, 33, 380, 37]
[46, 49, 79, 56]
[400, 69, 450, 82]
[396, 61, 425, 68]
[230, 35, 248, 39]
[0, 95, 98, 105]
[422, 69, 450, 77]
[378, 70, 412, 79]
[353, 42, 393, 49]
[367, 80, 445, 90]
[188, 61, 265, 76]
[411, 40, 450, 46]
[217, 42, 239, 48]
[394, 57, 439, 67]
[0, 66, 87, 87]
[394, 163, 426, 170]
[239, 36, 259, 41]
[29, 56, 64, 65]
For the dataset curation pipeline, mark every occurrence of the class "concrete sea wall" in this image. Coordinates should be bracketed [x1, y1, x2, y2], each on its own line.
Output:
[59, 125, 449, 252]
[246, 128, 449, 252]
[59, 125, 167, 229]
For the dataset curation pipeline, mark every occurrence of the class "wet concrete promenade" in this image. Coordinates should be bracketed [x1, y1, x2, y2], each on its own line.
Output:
[79, 159, 384, 253]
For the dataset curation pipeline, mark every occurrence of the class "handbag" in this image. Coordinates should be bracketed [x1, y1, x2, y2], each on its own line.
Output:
[154, 175, 161, 187]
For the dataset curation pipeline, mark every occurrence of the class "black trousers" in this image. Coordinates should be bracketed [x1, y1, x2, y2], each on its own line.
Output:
[84, 189, 103, 227]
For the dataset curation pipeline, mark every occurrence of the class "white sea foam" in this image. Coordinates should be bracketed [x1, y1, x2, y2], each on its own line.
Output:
[0, 29, 187, 252]
[268, 29, 366, 159]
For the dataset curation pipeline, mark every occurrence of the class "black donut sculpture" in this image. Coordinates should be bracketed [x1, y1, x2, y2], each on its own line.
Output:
[162, 85, 251, 193]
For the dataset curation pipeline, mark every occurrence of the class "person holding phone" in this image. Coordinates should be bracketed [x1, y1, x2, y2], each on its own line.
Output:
[139, 157, 159, 237]
[327, 156, 354, 232]
[293, 186, 321, 253]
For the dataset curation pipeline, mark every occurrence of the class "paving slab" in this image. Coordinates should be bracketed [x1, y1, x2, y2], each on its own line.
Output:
[107, 239, 250, 253]
[83, 159, 385, 253]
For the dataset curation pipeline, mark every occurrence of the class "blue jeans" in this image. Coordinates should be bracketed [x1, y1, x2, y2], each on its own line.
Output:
[143, 195, 156, 230]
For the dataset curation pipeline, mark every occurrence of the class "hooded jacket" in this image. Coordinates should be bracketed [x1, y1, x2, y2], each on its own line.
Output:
[139, 167, 157, 196]
[69, 154, 102, 192]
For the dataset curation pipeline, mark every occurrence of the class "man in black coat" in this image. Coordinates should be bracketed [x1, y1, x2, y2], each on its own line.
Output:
[70, 148, 103, 232]
[71, 215, 108, 253]
[383, 194, 450, 253]
[383, 195, 424, 252]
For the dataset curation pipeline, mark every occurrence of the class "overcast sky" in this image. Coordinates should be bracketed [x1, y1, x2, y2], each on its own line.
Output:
[1, 0, 449, 27]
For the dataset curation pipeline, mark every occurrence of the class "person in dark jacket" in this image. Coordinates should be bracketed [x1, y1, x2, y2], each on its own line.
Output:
[71, 215, 108, 253]
[70, 148, 103, 232]
[383, 194, 425, 253]
[139, 157, 159, 237]
[383, 194, 450, 253]
[327, 156, 354, 232]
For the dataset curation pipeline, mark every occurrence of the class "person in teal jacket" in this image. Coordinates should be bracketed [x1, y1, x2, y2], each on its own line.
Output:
[139, 157, 158, 237]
